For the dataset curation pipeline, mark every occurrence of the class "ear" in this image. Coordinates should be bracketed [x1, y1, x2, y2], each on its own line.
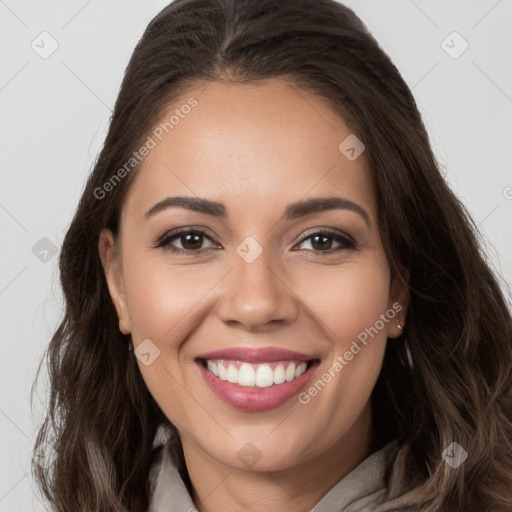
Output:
[386, 266, 409, 339]
[98, 228, 131, 335]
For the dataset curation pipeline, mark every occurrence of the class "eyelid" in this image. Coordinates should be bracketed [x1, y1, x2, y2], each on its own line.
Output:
[296, 227, 355, 245]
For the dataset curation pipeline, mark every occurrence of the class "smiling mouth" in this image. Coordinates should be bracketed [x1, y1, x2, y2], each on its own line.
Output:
[198, 358, 318, 387]
[194, 346, 321, 412]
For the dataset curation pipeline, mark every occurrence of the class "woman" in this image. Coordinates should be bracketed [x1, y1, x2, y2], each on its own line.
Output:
[32, 0, 512, 510]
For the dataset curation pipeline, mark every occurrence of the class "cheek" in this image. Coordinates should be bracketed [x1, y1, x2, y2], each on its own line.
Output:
[121, 252, 222, 430]
[296, 259, 391, 412]
[123, 253, 211, 342]
[300, 260, 390, 344]
[121, 277, 195, 432]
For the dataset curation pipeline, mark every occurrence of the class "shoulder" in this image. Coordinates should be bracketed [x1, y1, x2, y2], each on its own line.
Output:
[375, 439, 429, 511]
[148, 444, 165, 499]
[147, 439, 197, 512]
[313, 439, 428, 512]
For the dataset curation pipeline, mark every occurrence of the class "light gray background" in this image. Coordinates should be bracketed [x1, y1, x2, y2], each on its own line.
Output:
[1, 0, 511, 510]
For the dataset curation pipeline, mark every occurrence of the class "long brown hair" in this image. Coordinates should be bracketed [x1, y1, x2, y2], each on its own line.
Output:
[32, 0, 512, 510]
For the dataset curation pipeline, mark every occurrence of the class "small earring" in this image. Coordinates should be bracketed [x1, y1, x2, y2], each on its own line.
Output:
[395, 317, 403, 330]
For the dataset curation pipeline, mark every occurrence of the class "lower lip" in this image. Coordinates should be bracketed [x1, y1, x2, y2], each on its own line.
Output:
[196, 360, 319, 412]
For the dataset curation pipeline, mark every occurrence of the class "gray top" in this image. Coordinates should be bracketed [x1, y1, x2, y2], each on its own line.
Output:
[147, 438, 426, 511]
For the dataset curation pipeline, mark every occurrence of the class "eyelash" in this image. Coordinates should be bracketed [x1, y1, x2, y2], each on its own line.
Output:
[156, 227, 356, 255]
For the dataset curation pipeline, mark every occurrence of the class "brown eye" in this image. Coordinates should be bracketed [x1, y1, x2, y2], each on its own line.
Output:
[297, 230, 355, 252]
[157, 229, 219, 255]
[179, 232, 204, 250]
[310, 234, 334, 251]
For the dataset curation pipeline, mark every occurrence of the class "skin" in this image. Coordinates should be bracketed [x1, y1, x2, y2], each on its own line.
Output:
[99, 78, 409, 512]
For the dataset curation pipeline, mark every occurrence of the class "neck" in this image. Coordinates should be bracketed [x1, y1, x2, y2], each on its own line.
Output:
[182, 403, 376, 512]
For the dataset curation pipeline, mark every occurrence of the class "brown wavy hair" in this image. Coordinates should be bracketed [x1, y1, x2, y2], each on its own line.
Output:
[32, 0, 512, 510]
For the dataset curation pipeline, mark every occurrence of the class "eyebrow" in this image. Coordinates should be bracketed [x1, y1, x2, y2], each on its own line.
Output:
[144, 196, 371, 226]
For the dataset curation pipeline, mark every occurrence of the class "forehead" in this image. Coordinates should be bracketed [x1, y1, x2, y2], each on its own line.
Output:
[122, 79, 376, 222]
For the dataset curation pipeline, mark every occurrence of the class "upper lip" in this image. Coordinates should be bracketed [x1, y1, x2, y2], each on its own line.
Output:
[195, 347, 317, 363]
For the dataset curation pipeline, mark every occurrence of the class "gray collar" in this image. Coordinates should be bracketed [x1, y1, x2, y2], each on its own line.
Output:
[148, 438, 424, 511]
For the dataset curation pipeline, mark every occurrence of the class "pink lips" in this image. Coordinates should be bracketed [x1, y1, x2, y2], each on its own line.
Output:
[195, 347, 319, 412]
[196, 347, 314, 363]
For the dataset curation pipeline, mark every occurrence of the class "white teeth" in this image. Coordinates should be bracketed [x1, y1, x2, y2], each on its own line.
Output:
[256, 365, 274, 388]
[218, 362, 227, 380]
[285, 363, 296, 382]
[273, 364, 286, 384]
[295, 362, 307, 378]
[207, 360, 218, 377]
[238, 363, 256, 386]
[205, 360, 309, 387]
[226, 364, 239, 383]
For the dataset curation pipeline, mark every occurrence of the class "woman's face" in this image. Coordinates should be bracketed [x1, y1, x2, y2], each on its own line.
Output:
[100, 79, 408, 473]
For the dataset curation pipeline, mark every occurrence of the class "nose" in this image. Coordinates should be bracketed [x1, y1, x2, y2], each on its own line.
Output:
[216, 248, 299, 331]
